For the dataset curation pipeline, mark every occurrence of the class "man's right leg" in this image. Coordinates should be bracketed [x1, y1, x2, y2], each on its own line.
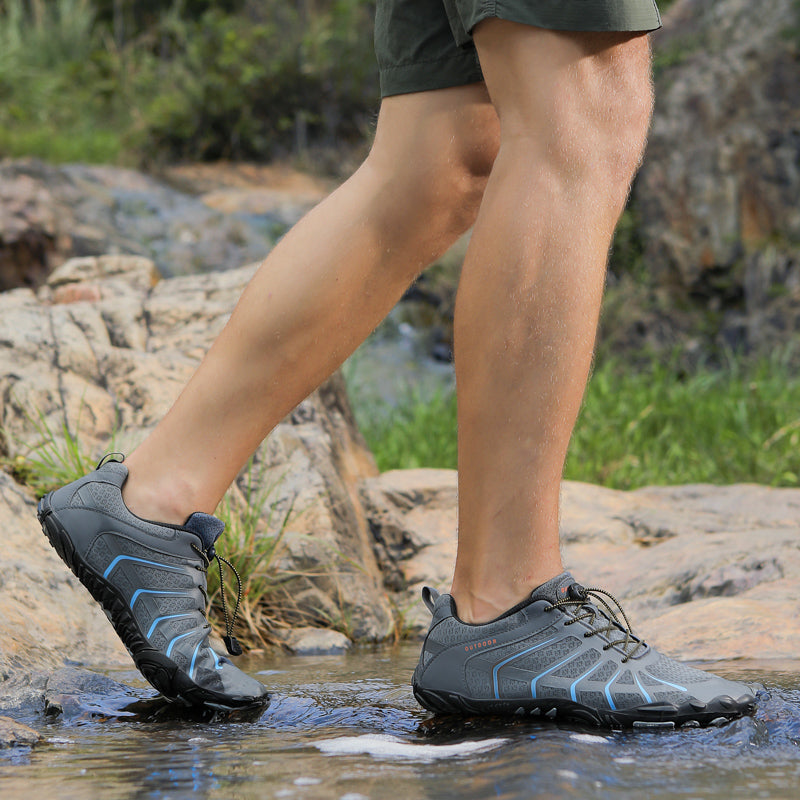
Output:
[39, 84, 500, 708]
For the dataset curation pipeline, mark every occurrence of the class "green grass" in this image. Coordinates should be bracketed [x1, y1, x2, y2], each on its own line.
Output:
[354, 354, 800, 490]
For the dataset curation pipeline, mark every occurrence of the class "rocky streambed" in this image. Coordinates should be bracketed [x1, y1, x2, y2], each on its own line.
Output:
[0, 254, 797, 709]
[0, 0, 799, 767]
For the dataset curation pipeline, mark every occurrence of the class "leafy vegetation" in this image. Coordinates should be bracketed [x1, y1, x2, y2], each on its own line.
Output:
[0, 0, 378, 164]
[354, 352, 800, 490]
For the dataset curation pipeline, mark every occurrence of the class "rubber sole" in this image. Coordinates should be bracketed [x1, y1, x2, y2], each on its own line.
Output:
[412, 684, 757, 730]
[38, 493, 268, 711]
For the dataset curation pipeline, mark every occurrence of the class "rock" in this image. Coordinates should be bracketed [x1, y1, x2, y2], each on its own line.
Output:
[0, 170, 66, 291]
[359, 469, 457, 637]
[0, 470, 129, 676]
[359, 470, 799, 661]
[280, 628, 352, 656]
[0, 254, 393, 679]
[40, 667, 142, 720]
[0, 159, 274, 290]
[633, 0, 800, 355]
[0, 716, 40, 748]
[0, 667, 150, 722]
[0, 672, 49, 716]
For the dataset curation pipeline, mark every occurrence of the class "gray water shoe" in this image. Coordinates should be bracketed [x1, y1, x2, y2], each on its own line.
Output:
[413, 572, 758, 728]
[38, 455, 269, 710]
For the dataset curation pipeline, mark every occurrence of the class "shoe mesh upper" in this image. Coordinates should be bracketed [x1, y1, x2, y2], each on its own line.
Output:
[617, 669, 634, 685]
[613, 692, 645, 708]
[550, 649, 601, 679]
[152, 595, 198, 614]
[578, 690, 607, 708]
[654, 691, 686, 705]
[513, 636, 583, 673]
[428, 614, 522, 646]
[500, 678, 531, 697]
[647, 654, 712, 684]
[588, 661, 618, 682]
[465, 667, 493, 695]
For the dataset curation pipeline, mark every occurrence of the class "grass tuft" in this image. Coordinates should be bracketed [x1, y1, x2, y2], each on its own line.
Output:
[209, 460, 295, 649]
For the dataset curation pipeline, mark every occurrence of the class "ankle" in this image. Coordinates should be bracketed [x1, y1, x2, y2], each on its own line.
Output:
[450, 565, 564, 624]
[121, 458, 204, 525]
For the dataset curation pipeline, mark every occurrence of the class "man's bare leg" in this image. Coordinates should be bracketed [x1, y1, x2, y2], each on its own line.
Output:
[123, 86, 499, 524]
[450, 22, 654, 623]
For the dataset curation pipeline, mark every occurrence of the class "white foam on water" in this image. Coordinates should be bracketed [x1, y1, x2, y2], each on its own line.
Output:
[314, 734, 507, 761]
[569, 733, 608, 744]
[294, 777, 322, 786]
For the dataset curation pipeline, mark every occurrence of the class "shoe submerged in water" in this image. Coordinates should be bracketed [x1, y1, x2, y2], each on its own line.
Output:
[412, 572, 758, 729]
[37, 455, 269, 710]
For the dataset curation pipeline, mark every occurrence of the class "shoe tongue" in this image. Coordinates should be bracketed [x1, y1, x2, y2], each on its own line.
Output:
[530, 571, 579, 604]
[183, 512, 225, 550]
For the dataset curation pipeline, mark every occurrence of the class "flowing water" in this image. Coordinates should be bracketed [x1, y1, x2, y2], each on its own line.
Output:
[1, 646, 798, 800]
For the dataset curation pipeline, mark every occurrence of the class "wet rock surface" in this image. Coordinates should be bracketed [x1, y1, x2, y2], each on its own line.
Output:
[0, 716, 40, 749]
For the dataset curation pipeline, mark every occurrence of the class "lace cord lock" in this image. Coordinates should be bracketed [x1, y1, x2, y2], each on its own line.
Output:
[223, 635, 243, 656]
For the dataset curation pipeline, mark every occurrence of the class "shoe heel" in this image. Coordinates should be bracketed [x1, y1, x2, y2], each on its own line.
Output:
[37, 493, 52, 524]
[39, 503, 77, 572]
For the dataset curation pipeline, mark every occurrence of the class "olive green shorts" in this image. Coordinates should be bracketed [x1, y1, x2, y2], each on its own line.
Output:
[374, 0, 662, 97]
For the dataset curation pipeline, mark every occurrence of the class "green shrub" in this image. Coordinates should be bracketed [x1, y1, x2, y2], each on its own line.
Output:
[0, 0, 379, 164]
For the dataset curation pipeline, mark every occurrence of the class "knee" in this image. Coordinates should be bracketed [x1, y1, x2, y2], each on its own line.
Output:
[493, 32, 653, 210]
[556, 36, 654, 205]
[365, 103, 499, 238]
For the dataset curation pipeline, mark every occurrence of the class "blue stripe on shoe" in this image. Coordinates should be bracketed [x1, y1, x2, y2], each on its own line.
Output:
[146, 613, 195, 639]
[644, 672, 687, 693]
[103, 555, 186, 580]
[130, 589, 194, 609]
[165, 630, 196, 658]
[491, 635, 560, 699]
[531, 653, 581, 700]
[570, 661, 606, 702]
[603, 667, 622, 711]
[189, 641, 203, 680]
[634, 673, 653, 703]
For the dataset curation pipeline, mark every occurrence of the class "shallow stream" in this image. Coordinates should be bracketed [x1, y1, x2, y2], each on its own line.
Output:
[1, 646, 799, 800]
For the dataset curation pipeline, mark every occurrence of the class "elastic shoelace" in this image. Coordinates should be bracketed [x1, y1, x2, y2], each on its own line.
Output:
[546, 586, 646, 662]
[192, 542, 244, 657]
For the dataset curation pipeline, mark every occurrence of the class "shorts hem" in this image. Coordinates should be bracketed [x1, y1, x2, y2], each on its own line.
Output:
[456, 1, 662, 45]
[379, 54, 484, 98]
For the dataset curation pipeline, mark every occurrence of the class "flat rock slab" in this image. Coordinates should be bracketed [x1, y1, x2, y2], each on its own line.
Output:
[360, 470, 800, 662]
[279, 628, 352, 656]
[0, 715, 40, 748]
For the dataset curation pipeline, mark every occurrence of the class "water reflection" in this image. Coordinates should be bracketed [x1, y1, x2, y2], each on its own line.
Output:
[0, 647, 798, 800]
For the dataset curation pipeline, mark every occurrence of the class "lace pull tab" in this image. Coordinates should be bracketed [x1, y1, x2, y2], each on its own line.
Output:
[421, 586, 440, 613]
[223, 635, 243, 656]
[96, 452, 125, 470]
